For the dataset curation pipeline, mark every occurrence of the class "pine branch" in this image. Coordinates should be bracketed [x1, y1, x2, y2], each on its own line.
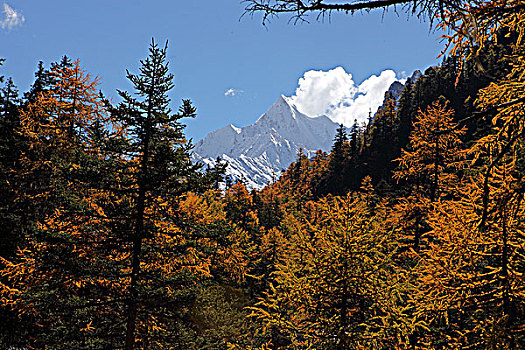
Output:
[434, 96, 525, 135]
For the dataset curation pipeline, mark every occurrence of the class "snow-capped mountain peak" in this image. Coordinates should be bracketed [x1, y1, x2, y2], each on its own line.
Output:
[192, 95, 339, 189]
[256, 94, 297, 122]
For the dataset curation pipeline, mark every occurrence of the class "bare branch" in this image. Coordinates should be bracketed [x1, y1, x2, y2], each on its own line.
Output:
[243, 0, 463, 24]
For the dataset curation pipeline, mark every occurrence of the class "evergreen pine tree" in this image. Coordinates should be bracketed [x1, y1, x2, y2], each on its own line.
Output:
[331, 123, 348, 165]
[349, 119, 359, 159]
[0, 76, 22, 257]
[110, 39, 224, 349]
[320, 124, 349, 195]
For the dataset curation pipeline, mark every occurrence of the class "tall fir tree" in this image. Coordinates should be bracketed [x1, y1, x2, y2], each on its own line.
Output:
[110, 39, 225, 349]
[0, 75, 22, 258]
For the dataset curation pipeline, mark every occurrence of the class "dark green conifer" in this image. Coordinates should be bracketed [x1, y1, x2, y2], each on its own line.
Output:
[0, 76, 22, 258]
[349, 119, 359, 159]
[110, 39, 224, 349]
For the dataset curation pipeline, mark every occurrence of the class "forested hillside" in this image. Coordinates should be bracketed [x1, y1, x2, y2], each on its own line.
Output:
[277, 30, 514, 198]
[1, 0, 524, 349]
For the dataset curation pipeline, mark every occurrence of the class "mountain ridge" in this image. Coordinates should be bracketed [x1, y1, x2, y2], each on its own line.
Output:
[192, 95, 339, 189]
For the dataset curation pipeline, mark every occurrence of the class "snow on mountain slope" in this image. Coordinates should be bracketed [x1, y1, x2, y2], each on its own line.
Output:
[192, 95, 339, 189]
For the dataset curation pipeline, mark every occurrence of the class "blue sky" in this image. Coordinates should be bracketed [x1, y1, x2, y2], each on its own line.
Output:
[2, 0, 443, 141]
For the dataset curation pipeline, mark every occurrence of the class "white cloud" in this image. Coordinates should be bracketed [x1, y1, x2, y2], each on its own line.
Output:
[289, 67, 400, 126]
[1, 3, 24, 30]
[224, 88, 243, 97]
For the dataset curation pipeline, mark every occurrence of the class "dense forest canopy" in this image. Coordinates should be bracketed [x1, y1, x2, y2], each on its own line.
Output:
[0, 0, 524, 348]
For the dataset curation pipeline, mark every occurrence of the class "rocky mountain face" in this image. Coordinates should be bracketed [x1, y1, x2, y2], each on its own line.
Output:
[192, 95, 339, 189]
[382, 71, 421, 105]
[385, 81, 404, 102]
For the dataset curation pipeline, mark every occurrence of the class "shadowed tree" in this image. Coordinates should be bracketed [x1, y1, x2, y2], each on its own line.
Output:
[110, 39, 225, 349]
